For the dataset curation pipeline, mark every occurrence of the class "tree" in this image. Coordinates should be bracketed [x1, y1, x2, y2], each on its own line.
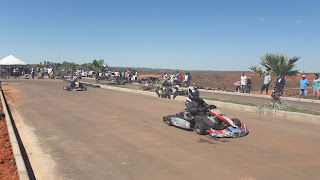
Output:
[249, 53, 300, 80]
[69, 62, 77, 79]
[92, 59, 107, 82]
[54, 63, 62, 76]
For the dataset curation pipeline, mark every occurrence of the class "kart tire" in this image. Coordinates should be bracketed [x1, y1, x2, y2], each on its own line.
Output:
[194, 122, 207, 135]
[163, 116, 173, 126]
[231, 118, 241, 127]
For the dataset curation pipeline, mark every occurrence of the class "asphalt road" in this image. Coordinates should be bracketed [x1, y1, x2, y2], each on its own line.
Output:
[3, 79, 320, 180]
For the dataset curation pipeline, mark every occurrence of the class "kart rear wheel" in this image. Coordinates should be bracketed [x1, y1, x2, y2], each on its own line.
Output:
[166, 117, 173, 126]
[231, 118, 241, 127]
[163, 116, 173, 126]
[194, 122, 206, 135]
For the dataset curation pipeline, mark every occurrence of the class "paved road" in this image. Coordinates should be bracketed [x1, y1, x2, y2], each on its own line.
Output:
[3, 79, 320, 180]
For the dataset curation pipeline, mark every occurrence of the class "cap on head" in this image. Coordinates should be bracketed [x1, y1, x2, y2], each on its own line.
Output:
[302, 75, 306, 78]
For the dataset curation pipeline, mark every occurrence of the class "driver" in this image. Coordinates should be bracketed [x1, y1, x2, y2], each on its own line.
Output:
[70, 76, 78, 88]
[185, 86, 217, 129]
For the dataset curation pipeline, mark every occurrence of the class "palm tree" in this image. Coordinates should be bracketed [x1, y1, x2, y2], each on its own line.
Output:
[249, 53, 300, 80]
[92, 59, 107, 82]
[69, 62, 77, 79]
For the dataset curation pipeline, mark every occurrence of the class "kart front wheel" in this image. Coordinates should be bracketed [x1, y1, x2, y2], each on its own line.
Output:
[194, 122, 206, 135]
[231, 118, 241, 127]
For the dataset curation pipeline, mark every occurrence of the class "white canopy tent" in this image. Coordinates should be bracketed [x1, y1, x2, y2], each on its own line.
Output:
[0, 55, 27, 66]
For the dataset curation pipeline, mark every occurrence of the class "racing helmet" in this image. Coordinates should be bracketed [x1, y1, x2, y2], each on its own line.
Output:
[188, 86, 199, 99]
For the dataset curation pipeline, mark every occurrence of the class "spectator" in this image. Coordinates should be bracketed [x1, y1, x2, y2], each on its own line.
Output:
[31, 66, 35, 79]
[170, 73, 175, 83]
[40, 67, 44, 79]
[135, 70, 138, 82]
[125, 71, 129, 82]
[278, 75, 286, 94]
[246, 77, 252, 93]
[0, 67, 2, 78]
[179, 73, 183, 84]
[163, 72, 167, 80]
[184, 73, 189, 87]
[313, 74, 320, 100]
[115, 70, 120, 82]
[299, 75, 309, 98]
[261, 72, 271, 95]
[187, 73, 192, 87]
[240, 72, 247, 93]
[175, 71, 180, 84]
[121, 71, 125, 81]
[44, 66, 48, 78]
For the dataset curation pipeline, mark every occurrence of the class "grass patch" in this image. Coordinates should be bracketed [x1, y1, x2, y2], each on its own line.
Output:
[80, 79, 320, 116]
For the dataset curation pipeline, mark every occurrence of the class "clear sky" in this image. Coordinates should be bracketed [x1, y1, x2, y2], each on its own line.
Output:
[0, 0, 319, 72]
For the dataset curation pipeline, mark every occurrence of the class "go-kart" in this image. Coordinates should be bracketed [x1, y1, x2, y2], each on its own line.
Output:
[163, 105, 248, 138]
[63, 82, 87, 91]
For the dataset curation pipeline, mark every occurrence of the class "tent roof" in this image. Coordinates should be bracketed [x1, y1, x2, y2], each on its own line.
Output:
[0, 55, 27, 66]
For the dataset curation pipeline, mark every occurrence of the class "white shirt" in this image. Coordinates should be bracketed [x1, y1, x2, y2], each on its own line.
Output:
[240, 75, 247, 85]
[264, 75, 271, 84]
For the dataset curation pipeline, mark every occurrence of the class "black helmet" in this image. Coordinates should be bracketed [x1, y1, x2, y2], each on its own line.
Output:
[188, 86, 199, 100]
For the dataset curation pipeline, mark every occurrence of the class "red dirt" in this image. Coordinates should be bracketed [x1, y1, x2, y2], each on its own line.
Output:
[0, 100, 19, 180]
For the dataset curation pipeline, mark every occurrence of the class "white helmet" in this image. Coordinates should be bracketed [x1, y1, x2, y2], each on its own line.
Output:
[188, 86, 199, 99]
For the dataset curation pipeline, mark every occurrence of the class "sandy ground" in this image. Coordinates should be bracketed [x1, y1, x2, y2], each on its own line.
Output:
[2, 78, 320, 180]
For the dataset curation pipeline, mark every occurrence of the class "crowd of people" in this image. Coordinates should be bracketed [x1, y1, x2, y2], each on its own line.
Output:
[0, 67, 29, 79]
[237, 72, 320, 100]
[162, 71, 192, 87]
[111, 70, 139, 83]
[300, 73, 320, 100]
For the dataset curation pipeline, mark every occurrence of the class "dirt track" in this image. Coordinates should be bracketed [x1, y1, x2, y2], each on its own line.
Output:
[2, 79, 320, 180]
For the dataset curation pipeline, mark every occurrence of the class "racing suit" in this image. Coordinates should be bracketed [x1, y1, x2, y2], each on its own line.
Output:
[185, 97, 216, 128]
[70, 77, 78, 88]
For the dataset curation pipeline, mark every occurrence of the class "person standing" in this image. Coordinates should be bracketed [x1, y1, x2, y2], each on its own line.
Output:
[278, 75, 286, 94]
[163, 72, 167, 80]
[40, 67, 44, 79]
[261, 72, 271, 95]
[299, 75, 309, 98]
[240, 72, 247, 93]
[313, 74, 320, 100]
[246, 77, 252, 93]
[31, 66, 35, 79]
[175, 71, 180, 84]
[170, 73, 175, 84]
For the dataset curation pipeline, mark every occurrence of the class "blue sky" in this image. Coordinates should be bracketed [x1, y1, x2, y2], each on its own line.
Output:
[0, 0, 319, 72]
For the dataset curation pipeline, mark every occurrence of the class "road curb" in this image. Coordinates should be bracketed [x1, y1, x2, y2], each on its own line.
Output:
[85, 81, 320, 124]
[1, 89, 30, 180]
[198, 89, 320, 104]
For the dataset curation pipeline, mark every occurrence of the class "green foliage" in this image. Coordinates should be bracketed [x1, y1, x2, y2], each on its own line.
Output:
[250, 53, 300, 79]
[69, 62, 77, 78]
[69, 62, 77, 71]
[92, 59, 107, 81]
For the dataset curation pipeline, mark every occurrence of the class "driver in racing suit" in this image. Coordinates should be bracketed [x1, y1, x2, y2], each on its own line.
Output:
[70, 76, 78, 88]
[185, 86, 217, 129]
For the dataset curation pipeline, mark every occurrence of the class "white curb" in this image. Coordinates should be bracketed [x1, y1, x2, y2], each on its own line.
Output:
[1, 90, 30, 180]
[198, 89, 320, 104]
